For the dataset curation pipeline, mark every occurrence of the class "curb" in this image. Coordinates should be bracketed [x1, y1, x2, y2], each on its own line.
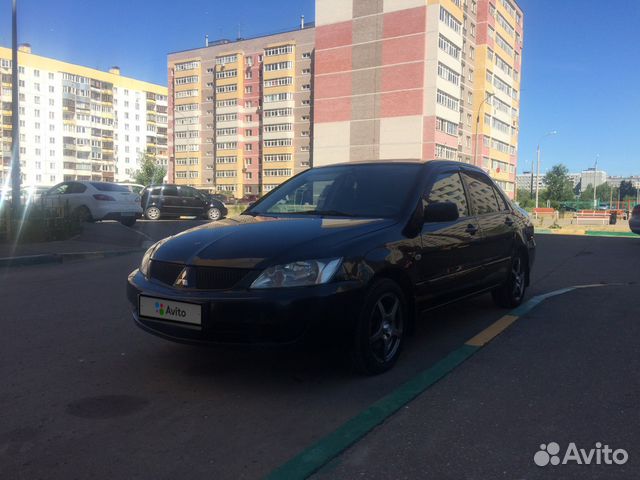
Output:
[537, 229, 637, 238]
[0, 248, 146, 268]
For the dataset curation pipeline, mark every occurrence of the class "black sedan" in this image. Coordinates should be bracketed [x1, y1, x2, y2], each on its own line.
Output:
[127, 161, 535, 374]
[141, 185, 228, 221]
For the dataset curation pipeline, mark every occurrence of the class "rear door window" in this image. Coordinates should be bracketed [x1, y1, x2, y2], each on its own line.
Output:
[424, 172, 469, 218]
[162, 186, 179, 197]
[91, 182, 129, 192]
[67, 182, 87, 194]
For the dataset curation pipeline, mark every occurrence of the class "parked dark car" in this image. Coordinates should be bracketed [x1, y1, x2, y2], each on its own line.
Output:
[141, 185, 228, 221]
[629, 205, 640, 234]
[128, 161, 535, 374]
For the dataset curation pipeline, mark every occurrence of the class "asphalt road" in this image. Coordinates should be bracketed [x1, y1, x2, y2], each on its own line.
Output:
[1, 231, 639, 479]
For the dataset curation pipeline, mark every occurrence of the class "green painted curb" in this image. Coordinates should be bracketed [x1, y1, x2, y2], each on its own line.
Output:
[265, 345, 479, 480]
[585, 231, 638, 238]
[266, 286, 587, 480]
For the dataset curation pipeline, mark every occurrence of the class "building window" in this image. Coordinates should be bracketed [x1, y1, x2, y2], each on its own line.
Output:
[264, 61, 293, 72]
[438, 34, 461, 59]
[436, 117, 458, 136]
[265, 45, 294, 56]
[175, 75, 199, 85]
[439, 7, 461, 34]
[216, 54, 238, 65]
[437, 62, 460, 86]
[436, 90, 460, 111]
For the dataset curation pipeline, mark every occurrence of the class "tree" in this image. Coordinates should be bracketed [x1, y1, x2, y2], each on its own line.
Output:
[543, 164, 574, 207]
[516, 189, 535, 209]
[134, 154, 166, 186]
[619, 181, 637, 201]
[580, 183, 612, 205]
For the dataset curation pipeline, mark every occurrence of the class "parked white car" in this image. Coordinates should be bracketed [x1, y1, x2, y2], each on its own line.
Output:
[42, 181, 143, 226]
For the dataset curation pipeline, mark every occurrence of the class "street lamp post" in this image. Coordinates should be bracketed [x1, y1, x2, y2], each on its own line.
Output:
[535, 130, 558, 208]
[593, 155, 599, 209]
[10, 0, 21, 221]
[473, 92, 495, 169]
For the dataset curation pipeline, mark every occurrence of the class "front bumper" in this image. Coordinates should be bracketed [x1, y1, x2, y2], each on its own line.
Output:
[127, 269, 364, 346]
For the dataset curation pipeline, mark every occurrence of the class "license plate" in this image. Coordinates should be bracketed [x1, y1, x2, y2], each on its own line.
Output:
[139, 295, 202, 326]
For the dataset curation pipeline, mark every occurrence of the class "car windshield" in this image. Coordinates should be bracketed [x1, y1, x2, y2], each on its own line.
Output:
[247, 164, 422, 218]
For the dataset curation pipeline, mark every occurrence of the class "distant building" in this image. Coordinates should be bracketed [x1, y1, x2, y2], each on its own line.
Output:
[606, 175, 640, 189]
[581, 168, 607, 189]
[516, 171, 543, 191]
[167, 25, 315, 198]
[0, 44, 168, 186]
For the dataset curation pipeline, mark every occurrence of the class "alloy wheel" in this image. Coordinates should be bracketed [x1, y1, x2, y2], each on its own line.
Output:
[369, 292, 404, 364]
[512, 256, 526, 301]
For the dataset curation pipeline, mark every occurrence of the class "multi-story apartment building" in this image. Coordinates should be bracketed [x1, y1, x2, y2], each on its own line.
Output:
[0, 44, 168, 187]
[313, 0, 523, 197]
[167, 25, 315, 198]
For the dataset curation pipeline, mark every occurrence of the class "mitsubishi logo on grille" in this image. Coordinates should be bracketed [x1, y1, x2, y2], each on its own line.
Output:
[173, 267, 190, 288]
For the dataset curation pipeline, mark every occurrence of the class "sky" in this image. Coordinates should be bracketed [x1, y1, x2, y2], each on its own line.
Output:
[0, 0, 638, 176]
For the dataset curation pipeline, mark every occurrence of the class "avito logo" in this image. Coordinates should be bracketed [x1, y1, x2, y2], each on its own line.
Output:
[154, 302, 187, 318]
[534, 442, 629, 467]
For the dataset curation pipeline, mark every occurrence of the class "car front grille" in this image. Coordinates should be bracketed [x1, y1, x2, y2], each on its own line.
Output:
[195, 266, 252, 290]
[149, 260, 252, 290]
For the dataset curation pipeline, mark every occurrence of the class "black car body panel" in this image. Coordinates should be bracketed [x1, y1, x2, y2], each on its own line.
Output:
[128, 161, 535, 347]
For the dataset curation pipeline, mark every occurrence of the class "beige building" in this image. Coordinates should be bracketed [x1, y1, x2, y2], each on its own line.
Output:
[167, 25, 315, 198]
[0, 44, 168, 186]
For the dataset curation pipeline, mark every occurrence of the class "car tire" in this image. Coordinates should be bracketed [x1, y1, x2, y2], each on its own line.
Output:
[72, 206, 93, 223]
[352, 278, 406, 375]
[492, 251, 527, 308]
[206, 207, 222, 221]
[145, 206, 161, 221]
[120, 217, 137, 227]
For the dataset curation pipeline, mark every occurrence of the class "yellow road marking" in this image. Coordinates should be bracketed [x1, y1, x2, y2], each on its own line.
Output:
[465, 315, 519, 347]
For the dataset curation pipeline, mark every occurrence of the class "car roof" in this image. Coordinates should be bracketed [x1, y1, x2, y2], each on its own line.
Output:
[311, 159, 487, 173]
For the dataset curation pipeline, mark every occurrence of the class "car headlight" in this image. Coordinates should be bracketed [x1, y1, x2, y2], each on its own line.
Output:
[250, 258, 342, 289]
[139, 243, 157, 277]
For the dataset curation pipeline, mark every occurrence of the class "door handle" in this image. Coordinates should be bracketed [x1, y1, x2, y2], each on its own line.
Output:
[505, 217, 514, 227]
[465, 224, 479, 235]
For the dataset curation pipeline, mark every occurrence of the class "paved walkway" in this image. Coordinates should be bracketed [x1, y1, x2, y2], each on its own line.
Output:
[0, 222, 150, 260]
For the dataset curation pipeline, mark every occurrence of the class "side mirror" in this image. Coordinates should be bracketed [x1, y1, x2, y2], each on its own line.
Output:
[424, 202, 459, 223]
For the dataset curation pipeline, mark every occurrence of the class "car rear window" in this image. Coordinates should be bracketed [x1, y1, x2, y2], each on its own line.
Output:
[91, 182, 130, 192]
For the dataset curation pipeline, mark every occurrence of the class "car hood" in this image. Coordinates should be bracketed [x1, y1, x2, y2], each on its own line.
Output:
[151, 214, 395, 268]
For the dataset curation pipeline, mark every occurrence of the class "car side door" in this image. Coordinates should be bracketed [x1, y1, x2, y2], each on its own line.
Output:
[415, 170, 485, 303]
[178, 186, 205, 216]
[160, 185, 181, 217]
[461, 170, 514, 287]
[65, 182, 89, 212]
